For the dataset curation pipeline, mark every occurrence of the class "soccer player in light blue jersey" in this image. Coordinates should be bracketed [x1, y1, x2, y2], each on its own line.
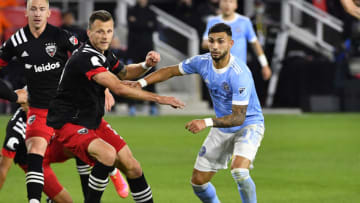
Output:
[135, 23, 265, 203]
[202, 0, 271, 80]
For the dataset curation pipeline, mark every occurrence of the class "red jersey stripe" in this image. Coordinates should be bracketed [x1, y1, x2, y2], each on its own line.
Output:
[85, 67, 107, 80]
[112, 60, 120, 71]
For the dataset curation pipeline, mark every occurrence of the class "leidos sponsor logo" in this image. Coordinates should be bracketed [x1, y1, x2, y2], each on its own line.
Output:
[34, 62, 61, 72]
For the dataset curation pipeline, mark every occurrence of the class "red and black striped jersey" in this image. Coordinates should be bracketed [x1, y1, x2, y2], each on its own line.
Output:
[0, 24, 80, 109]
[47, 42, 124, 130]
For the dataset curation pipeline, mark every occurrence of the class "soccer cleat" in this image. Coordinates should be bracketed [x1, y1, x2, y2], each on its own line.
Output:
[110, 169, 129, 198]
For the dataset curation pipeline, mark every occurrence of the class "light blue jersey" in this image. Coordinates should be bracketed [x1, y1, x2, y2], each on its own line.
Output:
[203, 14, 257, 62]
[179, 53, 264, 133]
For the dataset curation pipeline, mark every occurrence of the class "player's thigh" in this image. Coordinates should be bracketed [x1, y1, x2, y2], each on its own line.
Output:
[25, 136, 48, 155]
[232, 124, 264, 167]
[88, 138, 116, 166]
[114, 145, 142, 178]
[194, 128, 234, 172]
[95, 119, 127, 152]
[26, 107, 54, 144]
[54, 123, 105, 166]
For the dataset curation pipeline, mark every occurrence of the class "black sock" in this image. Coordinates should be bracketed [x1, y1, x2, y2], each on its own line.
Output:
[76, 157, 91, 201]
[85, 162, 114, 203]
[26, 153, 44, 202]
[127, 173, 153, 203]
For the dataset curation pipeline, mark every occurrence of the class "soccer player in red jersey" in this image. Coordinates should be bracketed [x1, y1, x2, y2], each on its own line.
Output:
[0, 0, 81, 202]
[47, 10, 184, 203]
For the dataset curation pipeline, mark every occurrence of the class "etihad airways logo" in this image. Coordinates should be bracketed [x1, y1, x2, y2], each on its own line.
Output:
[24, 62, 61, 72]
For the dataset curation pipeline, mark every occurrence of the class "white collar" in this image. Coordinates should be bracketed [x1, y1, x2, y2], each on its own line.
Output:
[212, 54, 234, 74]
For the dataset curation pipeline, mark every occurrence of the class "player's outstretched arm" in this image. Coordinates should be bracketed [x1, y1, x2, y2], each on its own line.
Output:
[136, 65, 182, 88]
[117, 51, 161, 80]
[341, 0, 360, 19]
[0, 154, 13, 190]
[185, 105, 247, 134]
[93, 71, 185, 109]
[250, 40, 272, 80]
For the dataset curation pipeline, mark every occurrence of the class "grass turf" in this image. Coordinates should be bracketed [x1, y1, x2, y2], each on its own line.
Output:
[0, 114, 359, 202]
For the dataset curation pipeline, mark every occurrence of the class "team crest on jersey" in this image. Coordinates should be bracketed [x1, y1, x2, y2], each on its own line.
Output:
[239, 87, 246, 95]
[28, 115, 36, 125]
[77, 128, 89, 135]
[199, 146, 206, 157]
[222, 82, 230, 92]
[45, 42, 57, 57]
[69, 36, 78, 46]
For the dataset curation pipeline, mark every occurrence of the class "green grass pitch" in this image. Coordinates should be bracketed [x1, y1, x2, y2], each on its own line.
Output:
[0, 114, 359, 202]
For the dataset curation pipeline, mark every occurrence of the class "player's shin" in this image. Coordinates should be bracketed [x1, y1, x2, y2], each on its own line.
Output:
[26, 153, 44, 203]
[127, 173, 153, 203]
[191, 182, 220, 203]
[231, 168, 257, 203]
[86, 162, 114, 203]
[76, 157, 92, 199]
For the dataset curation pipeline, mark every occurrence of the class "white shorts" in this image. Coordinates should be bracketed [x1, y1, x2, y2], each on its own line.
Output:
[194, 124, 264, 172]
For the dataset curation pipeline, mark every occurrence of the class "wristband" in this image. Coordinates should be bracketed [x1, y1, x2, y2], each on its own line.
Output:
[204, 118, 213, 127]
[141, 62, 151, 70]
[258, 54, 268, 67]
[138, 78, 148, 88]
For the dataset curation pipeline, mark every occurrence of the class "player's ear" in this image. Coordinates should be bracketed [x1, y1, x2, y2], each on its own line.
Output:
[47, 9, 51, 18]
[230, 39, 234, 47]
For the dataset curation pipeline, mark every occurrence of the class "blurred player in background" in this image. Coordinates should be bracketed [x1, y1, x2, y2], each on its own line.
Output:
[134, 23, 265, 203]
[202, 0, 272, 81]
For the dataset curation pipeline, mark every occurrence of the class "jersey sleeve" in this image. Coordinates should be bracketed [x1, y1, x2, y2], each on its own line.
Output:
[78, 54, 108, 80]
[230, 69, 252, 106]
[245, 18, 257, 43]
[178, 55, 202, 75]
[0, 38, 16, 67]
[106, 50, 125, 75]
[61, 29, 80, 53]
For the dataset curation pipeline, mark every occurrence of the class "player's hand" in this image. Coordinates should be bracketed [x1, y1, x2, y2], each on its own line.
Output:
[105, 88, 115, 112]
[15, 89, 27, 104]
[185, 119, 207, 134]
[342, 0, 360, 19]
[145, 51, 161, 67]
[157, 96, 185, 109]
[261, 65, 272, 81]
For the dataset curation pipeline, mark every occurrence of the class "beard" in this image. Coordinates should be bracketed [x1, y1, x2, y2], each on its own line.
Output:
[211, 50, 228, 62]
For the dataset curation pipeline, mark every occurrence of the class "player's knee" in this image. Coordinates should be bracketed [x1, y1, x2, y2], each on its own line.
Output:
[100, 146, 116, 166]
[191, 173, 208, 185]
[231, 168, 250, 182]
[121, 158, 142, 178]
